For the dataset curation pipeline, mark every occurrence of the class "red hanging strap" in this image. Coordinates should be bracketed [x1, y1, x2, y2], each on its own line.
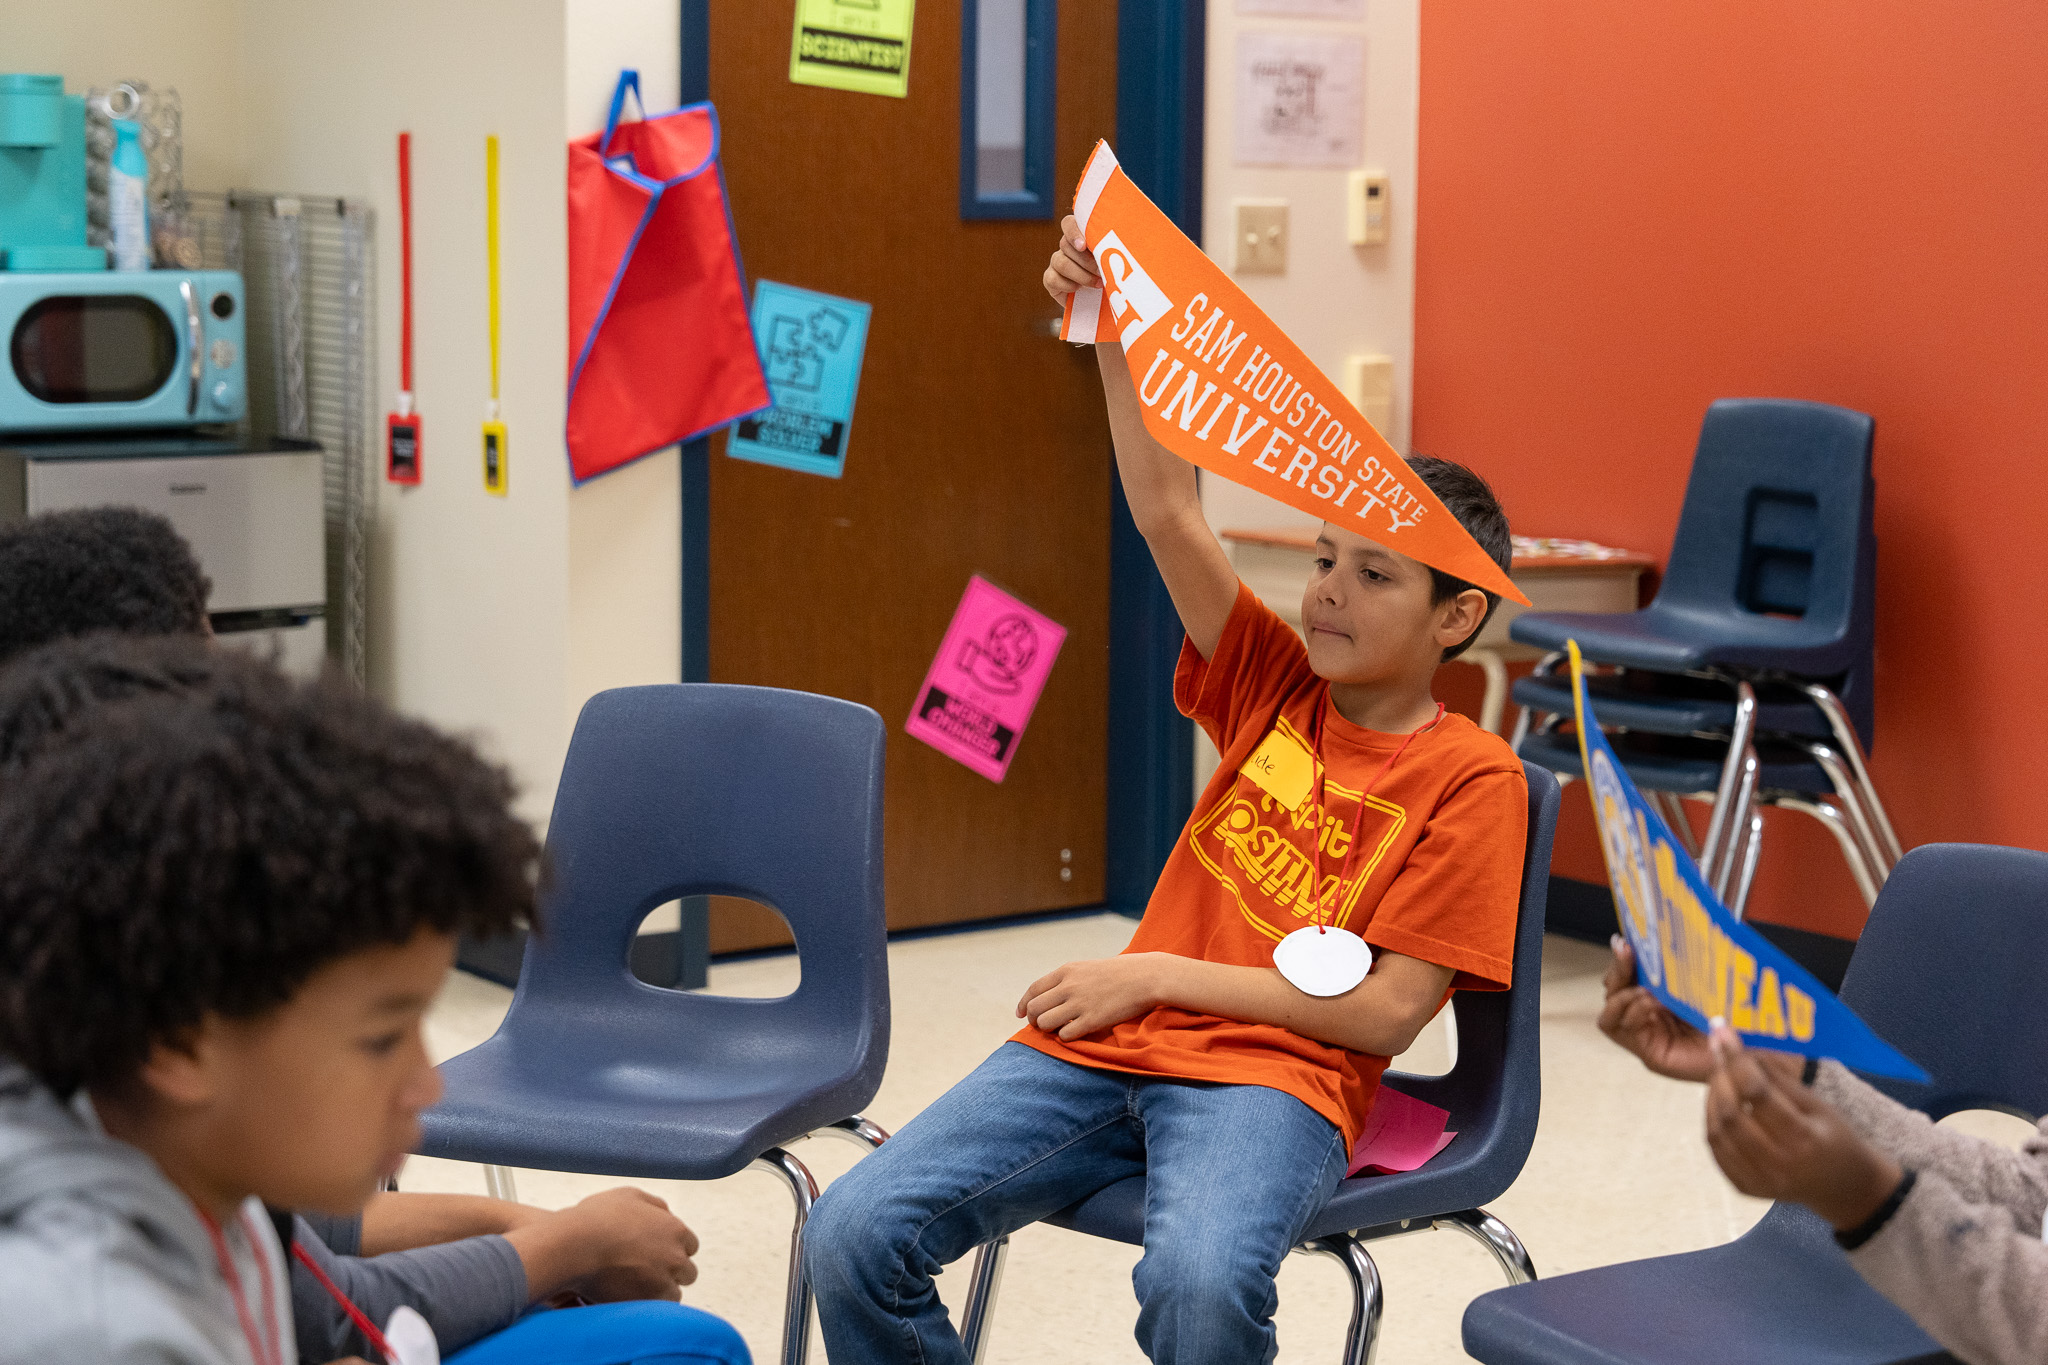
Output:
[195, 1207, 283, 1365]
[292, 1241, 398, 1363]
[398, 131, 415, 396]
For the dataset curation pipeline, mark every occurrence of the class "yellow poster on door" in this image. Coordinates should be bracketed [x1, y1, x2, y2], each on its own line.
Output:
[790, 0, 916, 99]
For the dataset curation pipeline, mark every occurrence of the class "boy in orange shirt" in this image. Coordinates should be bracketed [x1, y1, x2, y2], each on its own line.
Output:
[803, 222, 1528, 1365]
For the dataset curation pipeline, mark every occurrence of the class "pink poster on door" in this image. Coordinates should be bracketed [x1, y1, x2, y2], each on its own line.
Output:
[905, 576, 1067, 783]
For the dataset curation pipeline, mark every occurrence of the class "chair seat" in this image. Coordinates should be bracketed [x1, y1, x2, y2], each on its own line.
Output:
[420, 1029, 869, 1181]
[1461, 1203, 1940, 1365]
[1519, 727, 1831, 797]
[1509, 604, 1857, 678]
[1512, 675, 1830, 740]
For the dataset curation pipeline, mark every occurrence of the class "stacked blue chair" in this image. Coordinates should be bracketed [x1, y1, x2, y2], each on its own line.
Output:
[1509, 398, 1900, 916]
[1462, 841, 2048, 1364]
[418, 684, 891, 1365]
[951, 763, 1562, 1365]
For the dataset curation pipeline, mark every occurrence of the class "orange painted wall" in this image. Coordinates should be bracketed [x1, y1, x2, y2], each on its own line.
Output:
[1413, 2, 2048, 939]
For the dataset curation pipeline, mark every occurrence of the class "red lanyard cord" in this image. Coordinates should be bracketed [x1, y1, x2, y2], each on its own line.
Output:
[1307, 698, 1445, 933]
[196, 1207, 283, 1365]
[292, 1240, 398, 1363]
[398, 131, 415, 396]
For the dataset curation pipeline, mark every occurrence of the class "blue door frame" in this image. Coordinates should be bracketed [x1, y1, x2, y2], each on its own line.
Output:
[671, 0, 1204, 982]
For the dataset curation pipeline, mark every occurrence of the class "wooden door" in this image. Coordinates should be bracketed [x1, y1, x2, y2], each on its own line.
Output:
[706, 1, 1119, 950]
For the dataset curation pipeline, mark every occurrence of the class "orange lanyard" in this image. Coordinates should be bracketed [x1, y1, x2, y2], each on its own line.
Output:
[197, 1207, 282, 1365]
[1307, 697, 1444, 932]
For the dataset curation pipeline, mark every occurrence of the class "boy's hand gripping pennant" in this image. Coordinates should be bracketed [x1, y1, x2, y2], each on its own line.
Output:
[1060, 141, 1527, 606]
[1568, 643, 1929, 1082]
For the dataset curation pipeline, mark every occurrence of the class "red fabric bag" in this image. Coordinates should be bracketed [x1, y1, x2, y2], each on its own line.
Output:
[566, 71, 769, 482]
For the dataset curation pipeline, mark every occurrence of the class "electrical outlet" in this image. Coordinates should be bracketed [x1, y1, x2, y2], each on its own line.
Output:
[1345, 354, 1394, 435]
[1347, 170, 1390, 246]
[1233, 199, 1289, 274]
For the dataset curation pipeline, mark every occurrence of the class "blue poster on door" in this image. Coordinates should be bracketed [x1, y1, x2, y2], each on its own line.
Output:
[725, 280, 871, 478]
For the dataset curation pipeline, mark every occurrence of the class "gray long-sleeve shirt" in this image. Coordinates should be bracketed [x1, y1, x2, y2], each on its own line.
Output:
[287, 1211, 527, 1363]
[1815, 1060, 2048, 1365]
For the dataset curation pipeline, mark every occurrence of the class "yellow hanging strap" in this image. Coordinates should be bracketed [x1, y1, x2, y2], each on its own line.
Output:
[481, 133, 508, 495]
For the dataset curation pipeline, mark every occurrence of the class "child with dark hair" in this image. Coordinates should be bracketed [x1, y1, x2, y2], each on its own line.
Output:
[0, 637, 746, 1365]
[802, 225, 1529, 1365]
[0, 506, 212, 666]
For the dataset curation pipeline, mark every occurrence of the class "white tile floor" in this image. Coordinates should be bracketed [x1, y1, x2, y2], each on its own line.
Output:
[406, 919, 1775, 1364]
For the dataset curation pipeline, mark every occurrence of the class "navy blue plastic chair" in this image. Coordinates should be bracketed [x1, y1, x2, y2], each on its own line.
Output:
[954, 763, 1562, 1365]
[1463, 842, 2048, 1365]
[418, 685, 890, 1365]
[1508, 398, 1898, 915]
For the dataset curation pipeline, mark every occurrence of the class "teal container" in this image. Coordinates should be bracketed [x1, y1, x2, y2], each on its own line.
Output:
[0, 74, 101, 271]
[0, 74, 64, 148]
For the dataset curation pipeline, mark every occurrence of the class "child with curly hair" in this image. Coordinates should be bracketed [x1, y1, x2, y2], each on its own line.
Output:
[0, 637, 746, 1365]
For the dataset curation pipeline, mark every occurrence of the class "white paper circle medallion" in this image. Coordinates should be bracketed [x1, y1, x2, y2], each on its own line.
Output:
[1273, 927, 1372, 997]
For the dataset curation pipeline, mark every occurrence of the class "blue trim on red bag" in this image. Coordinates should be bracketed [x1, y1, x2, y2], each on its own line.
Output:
[567, 91, 765, 483]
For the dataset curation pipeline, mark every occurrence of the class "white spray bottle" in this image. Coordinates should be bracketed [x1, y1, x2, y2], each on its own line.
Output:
[109, 115, 149, 270]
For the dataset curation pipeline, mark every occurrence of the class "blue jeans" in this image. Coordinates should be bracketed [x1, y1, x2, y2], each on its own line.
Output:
[804, 1042, 1349, 1365]
[446, 1301, 749, 1365]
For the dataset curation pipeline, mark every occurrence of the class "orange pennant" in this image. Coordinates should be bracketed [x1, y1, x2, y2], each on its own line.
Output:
[1061, 142, 1528, 606]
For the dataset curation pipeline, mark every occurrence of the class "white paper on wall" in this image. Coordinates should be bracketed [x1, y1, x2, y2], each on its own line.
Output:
[1237, 0, 1368, 19]
[1233, 31, 1366, 167]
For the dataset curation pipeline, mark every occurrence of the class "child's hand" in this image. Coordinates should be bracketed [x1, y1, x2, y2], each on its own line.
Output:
[1018, 953, 1172, 1041]
[1598, 935, 1717, 1082]
[1704, 1022, 1903, 1230]
[1042, 214, 1100, 306]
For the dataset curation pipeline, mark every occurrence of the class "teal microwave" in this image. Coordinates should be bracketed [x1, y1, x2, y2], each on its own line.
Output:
[1, 270, 245, 434]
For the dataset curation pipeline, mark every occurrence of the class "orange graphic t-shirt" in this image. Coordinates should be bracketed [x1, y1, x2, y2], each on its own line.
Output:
[1017, 582, 1528, 1145]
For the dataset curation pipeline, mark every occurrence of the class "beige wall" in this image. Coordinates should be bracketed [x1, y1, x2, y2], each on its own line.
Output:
[1199, 0, 1419, 539]
[562, 0, 684, 740]
[238, 0, 578, 825]
[6, 0, 249, 190]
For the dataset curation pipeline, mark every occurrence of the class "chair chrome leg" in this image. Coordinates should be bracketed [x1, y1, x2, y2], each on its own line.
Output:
[1653, 790, 1700, 859]
[1508, 704, 1534, 752]
[958, 1236, 1011, 1365]
[1433, 1208, 1536, 1286]
[1301, 1233, 1383, 1365]
[1710, 746, 1760, 898]
[483, 1164, 517, 1203]
[1729, 808, 1766, 920]
[817, 1113, 891, 1152]
[1803, 741, 1892, 880]
[1699, 680, 1758, 884]
[1800, 682, 1903, 865]
[750, 1146, 822, 1365]
[1774, 796, 1882, 908]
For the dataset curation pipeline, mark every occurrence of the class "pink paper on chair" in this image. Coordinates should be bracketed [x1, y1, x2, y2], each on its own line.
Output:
[1347, 1085, 1457, 1177]
[904, 576, 1067, 783]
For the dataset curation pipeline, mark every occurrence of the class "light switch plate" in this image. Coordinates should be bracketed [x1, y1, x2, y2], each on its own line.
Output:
[1233, 199, 1289, 274]
[1348, 170, 1390, 246]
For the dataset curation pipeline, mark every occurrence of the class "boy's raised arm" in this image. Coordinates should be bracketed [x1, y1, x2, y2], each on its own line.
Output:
[1045, 219, 1239, 659]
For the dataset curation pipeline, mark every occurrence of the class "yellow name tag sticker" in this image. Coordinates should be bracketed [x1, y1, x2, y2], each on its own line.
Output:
[1241, 728, 1316, 811]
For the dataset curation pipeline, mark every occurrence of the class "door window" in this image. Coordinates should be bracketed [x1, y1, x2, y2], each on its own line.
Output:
[11, 295, 178, 403]
[961, 0, 1056, 219]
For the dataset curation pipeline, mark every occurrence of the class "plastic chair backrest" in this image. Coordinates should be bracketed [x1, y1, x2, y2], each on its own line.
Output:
[1839, 843, 2048, 1121]
[497, 684, 888, 1080]
[1658, 398, 1874, 631]
[1386, 762, 1561, 1155]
